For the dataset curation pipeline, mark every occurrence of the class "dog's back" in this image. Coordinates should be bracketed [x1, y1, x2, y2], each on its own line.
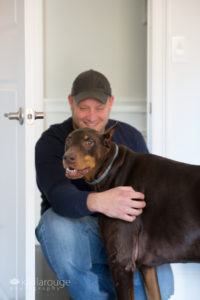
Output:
[97, 145, 200, 268]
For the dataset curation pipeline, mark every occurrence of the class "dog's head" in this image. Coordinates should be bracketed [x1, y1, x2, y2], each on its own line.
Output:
[63, 122, 118, 181]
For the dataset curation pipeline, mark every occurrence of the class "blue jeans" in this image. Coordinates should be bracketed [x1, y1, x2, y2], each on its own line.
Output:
[36, 208, 174, 300]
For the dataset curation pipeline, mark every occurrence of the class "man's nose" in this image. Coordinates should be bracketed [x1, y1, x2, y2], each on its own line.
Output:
[86, 110, 97, 121]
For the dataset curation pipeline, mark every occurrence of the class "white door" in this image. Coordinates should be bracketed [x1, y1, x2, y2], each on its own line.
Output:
[0, 1, 43, 299]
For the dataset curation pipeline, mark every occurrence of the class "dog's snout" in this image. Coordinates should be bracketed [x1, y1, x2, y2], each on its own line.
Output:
[63, 152, 77, 163]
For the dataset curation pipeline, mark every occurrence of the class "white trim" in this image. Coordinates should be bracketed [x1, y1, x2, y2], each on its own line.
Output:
[148, 0, 168, 156]
[24, 0, 43, 299]
[44, 97, 147, 114]
[147, 0, 152, 150]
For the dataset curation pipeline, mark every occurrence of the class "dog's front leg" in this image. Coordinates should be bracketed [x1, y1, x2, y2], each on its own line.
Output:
[140, 266, 161, 300]
[102, 232, 136, 300]
[109, 264, 134, 300]
[99, 216, 140, 299]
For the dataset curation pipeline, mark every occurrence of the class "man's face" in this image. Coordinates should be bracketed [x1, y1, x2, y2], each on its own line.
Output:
[68, 96, 114, 132]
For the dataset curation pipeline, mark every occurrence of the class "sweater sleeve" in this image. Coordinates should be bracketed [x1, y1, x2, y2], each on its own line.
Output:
[35, 134, 93, 218]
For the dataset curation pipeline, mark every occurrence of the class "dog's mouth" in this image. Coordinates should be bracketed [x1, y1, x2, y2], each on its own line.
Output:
[65, 166, 90, 179]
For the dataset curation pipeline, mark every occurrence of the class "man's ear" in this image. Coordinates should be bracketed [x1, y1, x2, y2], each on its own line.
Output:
[103, 122, 118, 146]
[68, 94, 73, 109]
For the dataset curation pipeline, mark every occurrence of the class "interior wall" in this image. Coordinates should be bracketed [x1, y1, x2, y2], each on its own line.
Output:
[166, 0, 200, 165]
[44, 0, 147, 101]
[167, 2, 200, 297]
[149, 0, 200, 299]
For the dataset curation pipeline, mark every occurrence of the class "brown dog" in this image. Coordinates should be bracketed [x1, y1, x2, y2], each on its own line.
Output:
[63, 123, 200, 300]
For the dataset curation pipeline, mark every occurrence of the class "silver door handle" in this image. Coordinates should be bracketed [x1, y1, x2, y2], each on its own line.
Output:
[26, 109, 44, 124]
[4, 107, 24, 124]
[35, 111, 45, 120]
[4, 108, 45, 125]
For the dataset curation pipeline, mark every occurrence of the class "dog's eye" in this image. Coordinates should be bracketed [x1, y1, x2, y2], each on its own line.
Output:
[65, 138, 71, 146]
[87, 138, 95, 146]
[83, 138, 95, 148]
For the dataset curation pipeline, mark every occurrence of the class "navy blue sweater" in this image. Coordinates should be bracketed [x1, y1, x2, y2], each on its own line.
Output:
[35, 117, 148, 217]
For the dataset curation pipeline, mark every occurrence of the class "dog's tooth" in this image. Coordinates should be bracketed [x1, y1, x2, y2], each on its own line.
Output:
[66, 167, 77, 173]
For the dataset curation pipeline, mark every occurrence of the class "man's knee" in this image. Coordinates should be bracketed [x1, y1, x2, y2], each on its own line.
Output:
[36, 209, 76, 245]
[36, 209, 97, 271]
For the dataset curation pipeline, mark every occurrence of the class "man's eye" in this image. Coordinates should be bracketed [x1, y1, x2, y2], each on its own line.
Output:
[79, 107, 87, 111]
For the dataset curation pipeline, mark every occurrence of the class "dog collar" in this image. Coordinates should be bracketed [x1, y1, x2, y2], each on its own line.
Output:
[85, 144, 119, 186]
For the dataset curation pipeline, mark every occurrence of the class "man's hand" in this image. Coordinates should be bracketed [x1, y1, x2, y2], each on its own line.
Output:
[87, 186, 146, 222]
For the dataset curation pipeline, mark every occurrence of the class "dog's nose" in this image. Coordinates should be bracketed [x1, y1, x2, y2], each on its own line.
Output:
[63, 153, 76, 163]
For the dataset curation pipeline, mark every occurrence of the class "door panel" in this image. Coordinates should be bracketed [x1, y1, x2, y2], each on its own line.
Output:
[0, 91, 18, 299]
[0, 0, 26, 298]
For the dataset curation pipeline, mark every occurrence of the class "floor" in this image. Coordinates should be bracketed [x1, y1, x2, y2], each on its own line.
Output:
[35, 245, 71, 300]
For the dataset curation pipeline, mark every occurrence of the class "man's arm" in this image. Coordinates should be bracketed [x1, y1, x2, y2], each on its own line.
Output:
[87, 186, 146, 222]
[35, 134, 93, 218]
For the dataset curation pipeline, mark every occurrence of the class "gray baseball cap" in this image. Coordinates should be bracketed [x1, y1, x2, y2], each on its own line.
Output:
[71, 69, 112, 104]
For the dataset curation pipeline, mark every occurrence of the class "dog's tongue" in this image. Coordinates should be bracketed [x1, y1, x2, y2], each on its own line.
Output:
[65, 167, 89, 178]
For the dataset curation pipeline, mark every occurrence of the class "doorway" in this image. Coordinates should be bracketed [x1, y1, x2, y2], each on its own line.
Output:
[35, 0, 148, 299]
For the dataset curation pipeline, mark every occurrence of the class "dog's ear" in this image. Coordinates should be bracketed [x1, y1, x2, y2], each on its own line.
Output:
[103, 122, 118, 146]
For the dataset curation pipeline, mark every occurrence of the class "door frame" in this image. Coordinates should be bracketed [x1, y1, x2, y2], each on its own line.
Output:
[147, 0, 168, 156]
[27, 0, 167, 297]
[24, 0, 43, 299]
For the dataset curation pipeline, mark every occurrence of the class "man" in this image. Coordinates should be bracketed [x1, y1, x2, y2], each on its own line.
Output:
[35, 69, 174, 299]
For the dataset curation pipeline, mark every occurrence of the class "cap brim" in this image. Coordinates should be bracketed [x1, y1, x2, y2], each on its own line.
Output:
[74, 90, 109, 104]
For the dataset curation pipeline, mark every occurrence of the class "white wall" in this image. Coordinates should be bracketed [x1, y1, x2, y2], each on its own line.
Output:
[43, 0, 147, 103]
[151, 0, 200, 165]
[166, 0, 200, 165]
[168, 2, 200, 296]
[150, 1, 200, 299]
